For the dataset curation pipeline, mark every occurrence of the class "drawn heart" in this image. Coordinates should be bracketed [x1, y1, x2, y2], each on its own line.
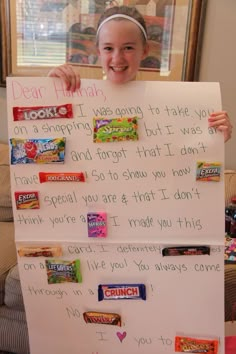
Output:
[116, 331, 127, 343]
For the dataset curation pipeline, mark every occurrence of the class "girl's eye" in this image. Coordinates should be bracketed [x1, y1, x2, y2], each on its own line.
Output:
[124, 46, 134, 51]
[103, 46, 112, 51]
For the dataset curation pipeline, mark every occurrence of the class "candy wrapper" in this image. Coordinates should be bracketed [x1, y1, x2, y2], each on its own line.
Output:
[175, 336, 218, 353]
[87, 212, 107, 237]
[196, 161, 221, 182]
[39, 172, 85, 183]
[18, 246, 62, 258]
[13, 104, 73, 121]
[15, 191, 40, 210]
[10, 138, 65, 164]
[83, 311, 121, 326]
[45, 259, 82, 284]
[162, 246, 210, 257]
[98, 284, 146, 301]
[93, 117, 138, 143]
[225, 236, 236, 264]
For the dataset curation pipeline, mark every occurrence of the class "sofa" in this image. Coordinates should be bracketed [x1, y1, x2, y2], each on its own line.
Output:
[0, 142, 236, 353]
[0, 143, 29, 354]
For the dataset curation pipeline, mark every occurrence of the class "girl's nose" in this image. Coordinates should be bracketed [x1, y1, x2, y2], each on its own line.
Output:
[112, 49, 123, 62]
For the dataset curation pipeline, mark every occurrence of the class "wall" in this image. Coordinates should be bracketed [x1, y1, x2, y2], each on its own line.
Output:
[0, 0, 235, 168]
[0, 88, 7, 141]
[199, 0, 236, 170]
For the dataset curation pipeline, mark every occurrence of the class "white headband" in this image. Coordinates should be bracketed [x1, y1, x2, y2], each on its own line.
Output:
[97, 14, 147, 41]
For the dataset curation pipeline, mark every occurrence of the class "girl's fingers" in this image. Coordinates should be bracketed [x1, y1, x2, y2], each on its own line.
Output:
[48, 64, 81, 91]
[63, 65, 77, 91]
[209, 118, 230, 127]
[217, 125, 232, 142]
[208, 111, 233, 142]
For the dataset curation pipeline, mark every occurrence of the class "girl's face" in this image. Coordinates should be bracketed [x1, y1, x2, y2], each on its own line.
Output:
[97, 20, 149, 84]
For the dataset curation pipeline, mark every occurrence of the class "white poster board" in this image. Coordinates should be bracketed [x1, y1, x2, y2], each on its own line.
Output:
[7, 78, 225, 354]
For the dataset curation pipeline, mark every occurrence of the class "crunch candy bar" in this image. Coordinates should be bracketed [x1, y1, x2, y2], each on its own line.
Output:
[98, 284, 146, 301]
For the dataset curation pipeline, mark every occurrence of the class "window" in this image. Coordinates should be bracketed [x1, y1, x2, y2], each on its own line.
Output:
[0, 0, 207, 85]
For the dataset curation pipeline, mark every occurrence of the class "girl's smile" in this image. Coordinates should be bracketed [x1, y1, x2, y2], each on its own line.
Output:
[97, 20, 149, 84]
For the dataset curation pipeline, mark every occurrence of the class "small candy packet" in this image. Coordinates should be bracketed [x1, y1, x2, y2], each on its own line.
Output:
[10, 138, 65, 164]
[175, 336, 218, 353]
[15, 191, 40, 210]
[196, 161, 221, 182]
[39, 172, 85, 183]
[83, 311, 121, 326]
[45, 259, 82, 284]
[98, 284, 146, 301]
[87, 212, 107, 237]
[13, 103, 73, 121]
[18, 246, 62, 258]
[93, 117, 138, 143]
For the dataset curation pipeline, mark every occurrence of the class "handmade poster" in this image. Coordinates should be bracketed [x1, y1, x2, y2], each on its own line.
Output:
[7, 78, 225, 354]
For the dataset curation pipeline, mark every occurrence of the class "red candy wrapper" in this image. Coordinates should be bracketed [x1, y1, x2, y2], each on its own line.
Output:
[13, 104, 73, 121]
[15, 191, 40, 210]
[39, 172, 85, 183]
[175, 336, 218, 353]
[18, 246, 62, 257]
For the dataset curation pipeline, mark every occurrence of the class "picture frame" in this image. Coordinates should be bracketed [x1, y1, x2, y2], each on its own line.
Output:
[0, 0, 207, 87]
[0, 0, 11, 87]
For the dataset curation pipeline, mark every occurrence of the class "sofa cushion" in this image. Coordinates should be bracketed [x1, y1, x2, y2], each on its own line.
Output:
[0, 143, 13, 221]
[4, 265, 25, 311]
[0, 306, 29, 354]
[0, 271, 8, 306]
[0, 222, 17, 305]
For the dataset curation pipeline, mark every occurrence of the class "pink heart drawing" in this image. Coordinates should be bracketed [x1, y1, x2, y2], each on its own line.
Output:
[116, 331, 127, 343]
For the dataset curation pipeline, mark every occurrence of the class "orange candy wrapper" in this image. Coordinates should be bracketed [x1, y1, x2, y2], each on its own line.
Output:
[175, 336, 218, 353]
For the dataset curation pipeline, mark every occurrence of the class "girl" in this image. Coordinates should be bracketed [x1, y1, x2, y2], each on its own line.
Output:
[49, 5, 232, 142]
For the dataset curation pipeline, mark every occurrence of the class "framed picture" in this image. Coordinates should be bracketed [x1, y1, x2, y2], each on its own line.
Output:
[0, 0, 207, 87]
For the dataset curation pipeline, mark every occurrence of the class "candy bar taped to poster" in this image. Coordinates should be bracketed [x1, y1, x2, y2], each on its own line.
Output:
[7, 78, 225, 354]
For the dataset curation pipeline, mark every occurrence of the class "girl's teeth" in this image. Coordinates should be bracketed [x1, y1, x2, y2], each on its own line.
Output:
[113, 67, 126, 72]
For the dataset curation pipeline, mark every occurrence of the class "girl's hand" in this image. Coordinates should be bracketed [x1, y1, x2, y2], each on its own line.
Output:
[208, 111, 233, 142]
[48, 64, 81, 92]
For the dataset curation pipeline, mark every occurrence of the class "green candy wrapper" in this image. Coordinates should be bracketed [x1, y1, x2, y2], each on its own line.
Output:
[93, 117, 138, 143]
[45, 259, 82, 284]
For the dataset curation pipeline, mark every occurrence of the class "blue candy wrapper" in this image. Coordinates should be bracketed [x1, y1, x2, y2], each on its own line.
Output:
[10, 138, 65, 164]
[98, 284, 146, 301]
